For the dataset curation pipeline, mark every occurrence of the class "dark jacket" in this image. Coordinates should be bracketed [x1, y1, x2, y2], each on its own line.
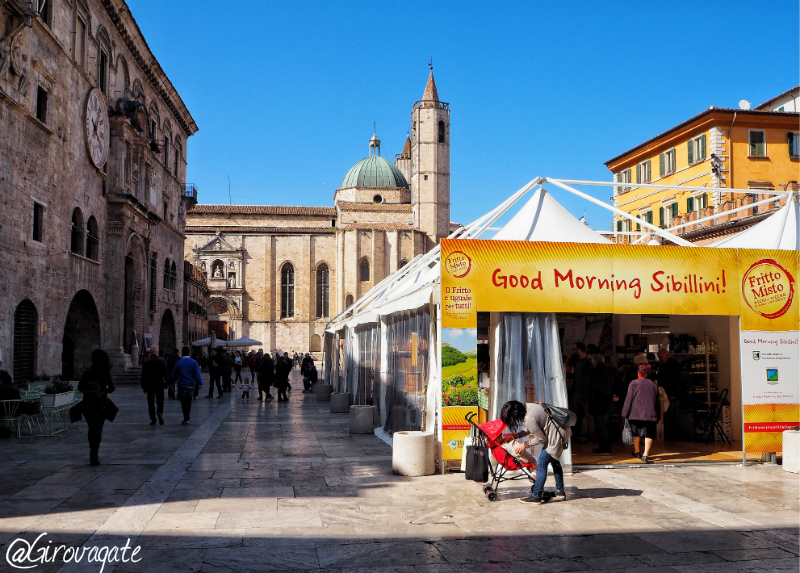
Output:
[588, 363, 614, 415]
[141, 355, 170, 392]
[656, 358, 682, 399]
[275, 357, 292, 382]
[621, 377, 661, 422]
[78, 368, 115, 412]
[259, 354, 274, 382]
[301, 356, 314, 375]
[572, 356, 592, 397]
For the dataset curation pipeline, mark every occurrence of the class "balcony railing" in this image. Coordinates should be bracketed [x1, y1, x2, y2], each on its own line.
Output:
[184, 183, 198, 204]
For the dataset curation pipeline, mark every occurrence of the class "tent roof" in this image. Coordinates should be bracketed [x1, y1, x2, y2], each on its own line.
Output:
[712, 193, 799, 250]
[491, 188, 611, 243]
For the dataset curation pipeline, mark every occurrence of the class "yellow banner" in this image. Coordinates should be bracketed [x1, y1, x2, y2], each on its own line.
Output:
[441, 240, 799, 332]
[441, 406, 477, 461]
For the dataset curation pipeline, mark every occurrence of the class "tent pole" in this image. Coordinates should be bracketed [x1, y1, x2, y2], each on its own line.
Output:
[544, 178, 695, 247]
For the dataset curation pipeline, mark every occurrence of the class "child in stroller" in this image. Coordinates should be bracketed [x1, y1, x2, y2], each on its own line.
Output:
[466, 411, 541, 501]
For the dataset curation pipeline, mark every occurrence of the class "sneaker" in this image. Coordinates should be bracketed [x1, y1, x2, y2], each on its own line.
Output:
[591, 449, 612, 456]
[519, 496, 546, 504]
[631, 451, 642, 459]
[181, 420, 189, 425]
[641, 455, 652, 464]
[552, 491, 567, 502]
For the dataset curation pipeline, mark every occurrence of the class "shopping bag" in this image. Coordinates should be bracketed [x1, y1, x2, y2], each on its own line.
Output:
[69, 402, 84, 423]
[621, 419, 635, 445]
[464, 445, 489, 482]
[102, 397, 119, 422]
[460, 435, 474, 472]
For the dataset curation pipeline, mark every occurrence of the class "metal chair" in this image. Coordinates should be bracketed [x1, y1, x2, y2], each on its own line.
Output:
[0, 400, 22, 438]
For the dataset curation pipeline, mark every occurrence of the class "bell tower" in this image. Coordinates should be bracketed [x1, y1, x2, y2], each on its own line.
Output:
[411, 64, 450, 247]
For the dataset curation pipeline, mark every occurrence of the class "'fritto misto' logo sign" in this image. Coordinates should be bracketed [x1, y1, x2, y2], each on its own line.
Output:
[741, 259, 795, 319]
[444, 251, 472, 278]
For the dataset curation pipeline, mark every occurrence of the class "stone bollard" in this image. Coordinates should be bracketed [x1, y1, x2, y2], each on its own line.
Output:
[310, 382, 323, 394]
[349, 405, 377, 434]
[783, 430, 799, 473]
[330, 392, 351, 413]
[392, 431, 435, 476]
[315, 384, 333, 402]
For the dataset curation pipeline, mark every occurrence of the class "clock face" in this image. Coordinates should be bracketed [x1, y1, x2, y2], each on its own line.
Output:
[85, 89, 109, 168]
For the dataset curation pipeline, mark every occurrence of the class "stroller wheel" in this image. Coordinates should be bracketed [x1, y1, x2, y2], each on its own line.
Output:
[486, 491, 497, 501]
[483, 485, 492, 495]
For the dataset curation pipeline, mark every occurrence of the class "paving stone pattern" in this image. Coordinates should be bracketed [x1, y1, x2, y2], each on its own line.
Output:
[0, 371, 798, 573]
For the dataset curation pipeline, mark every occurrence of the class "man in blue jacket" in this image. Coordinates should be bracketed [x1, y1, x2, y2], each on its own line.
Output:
[171, 346, 203, 425]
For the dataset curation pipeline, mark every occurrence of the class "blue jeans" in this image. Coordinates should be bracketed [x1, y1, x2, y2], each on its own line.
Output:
[532, 448, 564, 500]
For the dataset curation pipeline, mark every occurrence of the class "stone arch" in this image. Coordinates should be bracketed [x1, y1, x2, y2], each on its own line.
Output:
[62, 290, 100, 379]
[359, 257, 370, 282]
[13, 299, 38, 383]
[345, 293, 354, 308]
[310, 334, 322, 353]
[207, 295, 241, 342]
[159, 309, 177, 356]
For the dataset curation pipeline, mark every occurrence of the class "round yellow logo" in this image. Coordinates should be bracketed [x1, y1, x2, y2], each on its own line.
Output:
[741, 259, 795, 319]
[444, 251, 472, 278]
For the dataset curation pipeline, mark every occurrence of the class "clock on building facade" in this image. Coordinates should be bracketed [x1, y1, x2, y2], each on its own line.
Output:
[85, 88, 109, 168]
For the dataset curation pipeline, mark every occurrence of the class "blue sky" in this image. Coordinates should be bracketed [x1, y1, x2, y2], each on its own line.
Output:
[131, 1, 798, 231]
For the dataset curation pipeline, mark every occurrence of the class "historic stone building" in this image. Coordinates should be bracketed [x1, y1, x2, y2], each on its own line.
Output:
[185, 70, 450, 353]
[0, 0, 197, 381]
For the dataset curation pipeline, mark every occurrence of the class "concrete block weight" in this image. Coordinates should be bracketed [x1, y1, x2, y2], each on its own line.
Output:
[315, 384, 333, 402]
[330, 392, 351, 413]
[349, 405, 377, 434]
[392, 431, 435, 476]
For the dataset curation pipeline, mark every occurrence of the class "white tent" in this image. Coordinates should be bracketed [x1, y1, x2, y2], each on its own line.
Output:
[191, 337, 228, 348]
[227, 337, 263, 347]
[711, 192, 799, 250]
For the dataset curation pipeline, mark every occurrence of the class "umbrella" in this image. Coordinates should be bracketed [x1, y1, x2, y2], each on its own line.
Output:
[192, 337, 228, 347]
[227, 337, 263, 347]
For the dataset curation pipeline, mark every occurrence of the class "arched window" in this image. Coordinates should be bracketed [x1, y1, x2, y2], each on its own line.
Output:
[14, 299, 38, 383]
[174, 138, 182, 177]
[211, 259, 224, 279]
[316, 263, 330, 318]
[70, 208, 84, 255]
[281, 263, 295, 318]
[359, 259, 370, 282]
[164, 258, 171, 290]
[438, 120, 446, 143]
[150, 256, 157, 312]
[399, 259, 408, 269]
[345, 294, 354, 308]
[171, 261, 177, 290]
[86, 216, 99, 261]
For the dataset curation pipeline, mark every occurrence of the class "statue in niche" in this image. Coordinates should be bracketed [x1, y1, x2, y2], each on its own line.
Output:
[200, 261, 206, 272]
[215, 241, 222, 250]
[228, 275, 236, 287]
[228, 261, 235, 270]
[213, 266, 223, 278]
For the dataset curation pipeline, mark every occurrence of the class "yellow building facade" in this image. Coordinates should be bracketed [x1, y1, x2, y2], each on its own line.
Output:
[606, 87, 799, 244]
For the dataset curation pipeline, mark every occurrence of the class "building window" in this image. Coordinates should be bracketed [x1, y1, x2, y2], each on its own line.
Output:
[13, 299, 38, 384]
[686, 197, 695, 214]
[164, 259, 171, 290]
[399, 259, 408, 269]
[644, 210, 653, 225]
[174, 141, 181, 176]
[163, 135, 170, 166]
[74, 15, 86, 68]
[38, 0, 52, 26]
[659, 148, 676, 177]
[99, 50, 108, 94]
[636, 160, 651, 184]
[749, 130, 766, 157]
[150, 257, 157, 312]
[373, 194, 383, 204]
[750, 193, 759, 215]
[86, 216, 99, 260]
[615, 168, 631, 194]
[438, 120, 446, 143]
[316, 264, 330, 318]
[345, 294, 354, 308]
[70, 208, 84, 255]
[698, 193, 708, 211]
[359, 259, 370, 282]
[789, 132, 799, 158]
[171, 261, 177, 290]
[281, 263, 295, 318]
[424, 174, 428, 180]
[36, 86, 48, 123]
[616, 220, 622, 233]
[688, 134, 706, 165]
[658, 206, 665, 228]
[33, 202, 44, 242]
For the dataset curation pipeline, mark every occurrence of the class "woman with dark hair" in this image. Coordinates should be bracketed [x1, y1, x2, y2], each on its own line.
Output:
[621, 362, 661, 464]
[77, 349, 116, 466]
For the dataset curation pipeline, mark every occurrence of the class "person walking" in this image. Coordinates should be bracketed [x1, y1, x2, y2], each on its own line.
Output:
[656, 348, 682, 440]
[206, 348, 224, 399]
[621, 362, 661, 464]
[588, 352, 615, 455]
[222, 350, 234, 392]
[77, 349, 116, 466]
[141, 345, 169, 426]
[275, 352, 292, 401]
[233, 351, 243, 384]
[166, 348, 180, 400]
[258, 351, 274, 402]
[172, 346, 203, 425]
[499, 400, 570, 504]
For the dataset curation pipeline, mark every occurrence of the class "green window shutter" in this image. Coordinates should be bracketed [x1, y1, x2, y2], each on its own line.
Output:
[699, 134, 706, 160]
[688, 139, 694, 165]
[671, 203, 678, 219]
[636, 164, 641, 184]
[616, 220, 622, 232]
[646, 211, 653, 225]
[789, 132, 796, 157]
[659, 206, 665, 227]
[636, 219, 641, 231]
[687, 197, 695, 212]
[659, 153, 665, 177]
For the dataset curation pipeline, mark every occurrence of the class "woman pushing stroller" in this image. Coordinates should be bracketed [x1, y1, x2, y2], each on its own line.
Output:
[499, 400, 570, 504]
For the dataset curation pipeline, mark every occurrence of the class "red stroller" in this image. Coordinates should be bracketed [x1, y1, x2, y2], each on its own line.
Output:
[465, 411, 537, 501]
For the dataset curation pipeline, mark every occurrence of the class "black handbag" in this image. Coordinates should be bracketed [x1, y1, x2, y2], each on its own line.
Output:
[102, 397, 119, 422]
[464, 445, 489, 482]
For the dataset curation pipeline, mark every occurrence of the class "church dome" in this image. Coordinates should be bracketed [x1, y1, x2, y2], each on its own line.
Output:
[341, 155, 409, 189]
